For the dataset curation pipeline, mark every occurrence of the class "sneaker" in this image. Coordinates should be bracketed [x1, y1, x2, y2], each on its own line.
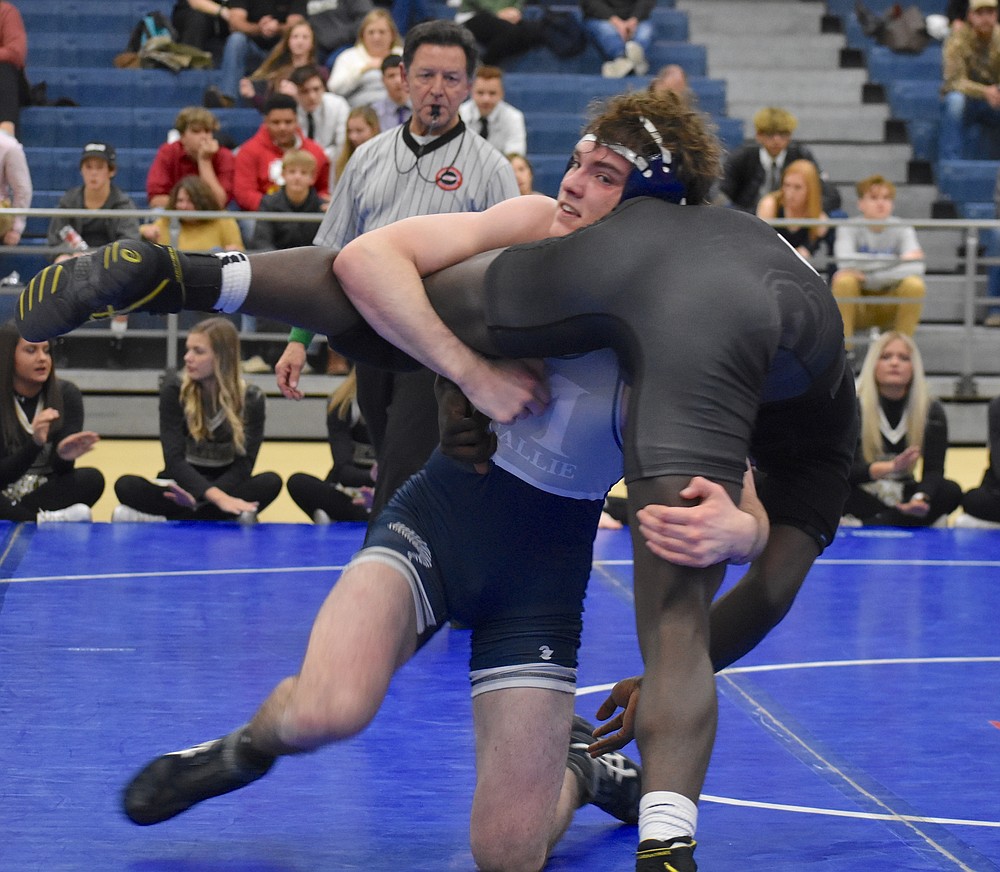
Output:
[240, 354, 271, 374]
[36, 503, 92, 523]
[237, 509, 258, 526]
[601, 56, 634, 79]
[953, 511, 1000, 529]
[567, 715, 642, 823]
[123, 729, 274, 825]
[18, 240, 218, 342]
[839, 514, 863, 528]
[112, 504, 166, 523]
[636, 837, 698, 872]
[625, 40, 649, 76]
[312, 508, 332, 525]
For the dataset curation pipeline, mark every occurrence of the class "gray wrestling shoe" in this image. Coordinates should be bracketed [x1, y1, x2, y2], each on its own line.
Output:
[123, 728, 274, 825]
[566, 714, 642, 824]
[18, 240, 227, 341]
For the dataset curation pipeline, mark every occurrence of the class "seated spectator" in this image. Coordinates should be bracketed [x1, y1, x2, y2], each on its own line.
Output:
[454, 0, 543, 66]
[171, 0, 231, 64]
[290, 63, 349, 176]
[146, 106, 236, 210]
[0, 321, 103, 524]
[0, 126, 31, 248]
[306, 0, 373, 66]
[333, 105, 379, 181]
[507, 152, 536, 195]
[940, 0, 1000, 161]
[720, 106, 841, 215]
[955, 394, 1000, 526]
[581, 0, 653, 79]
[832, 174, 926, 348]
[47, 142, 141, 261]
[112, 318, 282, 523]
[212, 0, 306, 107]
[842, 331, 963, 528]
[251, 149, 323, 250]
[239, 19, 322, 108]
[234, 94, 330, 212]
[756, 158, 830, 262]
[287, 368, 375, 523]
[648, 63, 693, 104]
[369, 54, 410, 133]
[141, 176, 245, 251]
[0, 0, 27, 138]
[326, 9, 402, 108]
[459, 65, 527, 155]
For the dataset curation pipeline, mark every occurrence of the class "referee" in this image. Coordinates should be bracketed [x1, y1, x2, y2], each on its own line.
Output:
[275, 20, 519, 519]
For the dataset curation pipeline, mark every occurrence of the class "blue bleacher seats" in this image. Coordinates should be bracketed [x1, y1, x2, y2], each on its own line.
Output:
[866, 44, 942, 83]
[936, 159, 1000, 205]
[25, 67, 215, 111]
[504, 41, 705, 76]
[829, 0, 946, 20]
[887, 79, 941, 121]
[25, 148, 160, 194]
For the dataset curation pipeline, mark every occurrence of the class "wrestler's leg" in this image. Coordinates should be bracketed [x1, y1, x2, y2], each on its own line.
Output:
[627, 475, 733, 803]
[708, 525, 820, 671]
[122, 560, 419, 825]
[470, 687, 577, 872]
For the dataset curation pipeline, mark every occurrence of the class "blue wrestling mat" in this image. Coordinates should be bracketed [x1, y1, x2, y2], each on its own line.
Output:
[1, 521, 998, 870]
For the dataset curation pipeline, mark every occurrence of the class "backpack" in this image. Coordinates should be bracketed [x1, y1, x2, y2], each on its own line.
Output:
[540, 10, 588, 59]
[125, 11, 178, 54]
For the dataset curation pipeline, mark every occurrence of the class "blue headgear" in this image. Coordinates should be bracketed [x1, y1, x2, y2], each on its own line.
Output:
[576, 116, 687, 205]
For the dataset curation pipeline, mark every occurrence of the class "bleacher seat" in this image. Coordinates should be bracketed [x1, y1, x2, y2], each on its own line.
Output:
[25, 67, 215, 110]
[828, 0, 947, 20]
[25, 147, 159, 194]
[866, 44, 942, 83]
[936, 159, 1000, 206]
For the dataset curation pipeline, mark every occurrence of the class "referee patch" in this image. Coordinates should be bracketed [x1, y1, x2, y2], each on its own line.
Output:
[435, 166, 463, 190]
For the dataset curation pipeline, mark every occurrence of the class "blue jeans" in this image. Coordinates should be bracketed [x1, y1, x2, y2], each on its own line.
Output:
[939, 90, 1000, 161]
[584, 18, 653, 61]
[217, 32, 268, 101]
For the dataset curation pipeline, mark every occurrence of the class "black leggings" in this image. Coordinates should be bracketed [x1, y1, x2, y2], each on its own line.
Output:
[843, 479, 963, 527]
[0, 63, 27, 129]
[462, 13, 544, 64]
[0, 468, 106, 521]
[114, 472, 282, 520]
[286, 472, 369, 522]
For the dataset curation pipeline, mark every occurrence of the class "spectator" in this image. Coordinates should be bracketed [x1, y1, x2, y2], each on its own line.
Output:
[141, 176, 244, 251]
[756, 158, 830, 261]
[940, 0, 1000, 161]
[832, 174, 926, 347]
[581, 0, 653, 79]
[0, 321, 103, 524]
[233, 93, 330, 211]
[369, 54, 410, 133]
[305, 0, 373, 65]
[290, 63, 349, 174]
[332, 105, 379, 181]
[211, 0, 307, 107]
[955, 394, 1000, 526]
[287, 367, 375, 522]
[326, 8, 402, 107]
[47, 142, 141, 261]
[459, 65, 527, 155]
[0, 125, 31, 248]
[146, 106, 236, 210]
[112, 317, 282, 523]
[251, 148, 324, 251]
[239, 18, 321, 107]
[842, 331, 963, 528]
[507, 152, 536, 195]
[648, 63, 692, 104]
[0, 0, 27, 138]
[171, 0, 231, 64]
[454, 0, 544, 66]
[719, 106, 841, 215]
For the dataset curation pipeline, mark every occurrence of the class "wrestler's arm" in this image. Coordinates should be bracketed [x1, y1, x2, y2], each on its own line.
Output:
[334, 196, 558, 423]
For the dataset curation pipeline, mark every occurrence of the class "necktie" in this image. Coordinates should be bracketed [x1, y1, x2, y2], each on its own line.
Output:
[479, 116, 489, 140]
[397, 106, 407, 125]
[769, 159, 780, 192]
[306, 112, 315, 140]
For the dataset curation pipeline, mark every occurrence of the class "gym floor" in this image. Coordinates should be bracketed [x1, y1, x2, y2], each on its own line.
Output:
[2, 517, 998, 870]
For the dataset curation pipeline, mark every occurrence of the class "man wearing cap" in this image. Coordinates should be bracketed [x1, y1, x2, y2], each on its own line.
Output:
[719, 105, 840, 215]
[940, 0, 1000, 160]
[46, 142, 141, 262]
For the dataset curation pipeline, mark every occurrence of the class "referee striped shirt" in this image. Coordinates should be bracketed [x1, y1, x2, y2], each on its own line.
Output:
[314, 119, 519, 249]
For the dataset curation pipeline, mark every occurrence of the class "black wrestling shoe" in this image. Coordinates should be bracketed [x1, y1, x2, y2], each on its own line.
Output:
[567, 714, 642, 824]
[18, 240, 225, 341]
[122, 729, 274, 825]
[635, 837, 698, 872]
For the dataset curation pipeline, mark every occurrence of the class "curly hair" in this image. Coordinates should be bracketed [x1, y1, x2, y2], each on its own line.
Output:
[582, 90, 722, 206]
